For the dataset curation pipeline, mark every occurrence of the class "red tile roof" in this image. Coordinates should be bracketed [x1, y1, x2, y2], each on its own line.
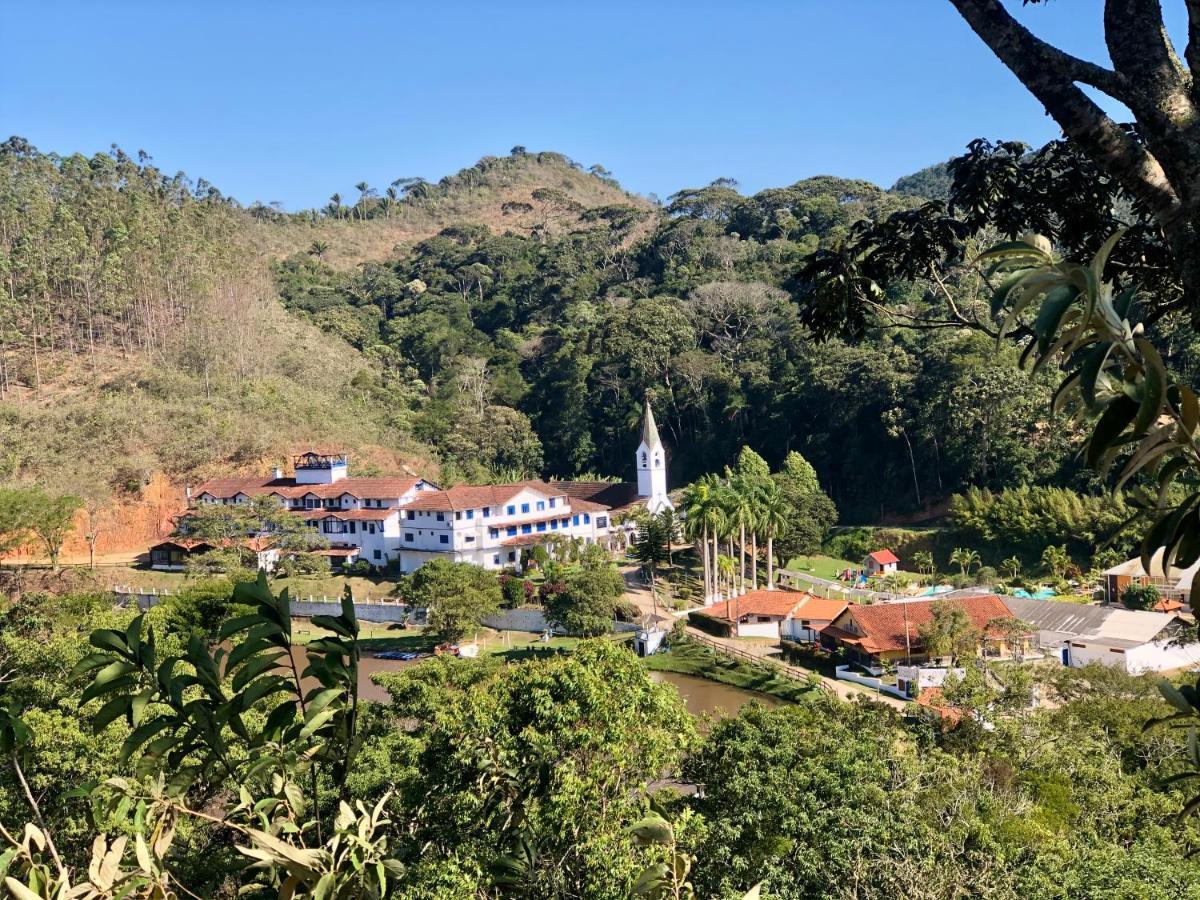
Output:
[867, 549, 899, 566]
[194, 476, 422, 501]
[705, 588, 811, 624]
[403, 481, 611, 514]
[1154, 598, 1185, 613]
[827, 595, 1015, 655]
[793, 595, 851, 621]
[550, 480, 644, 512]
[403, 484, 533, 511]
[501, 534, 552, 547]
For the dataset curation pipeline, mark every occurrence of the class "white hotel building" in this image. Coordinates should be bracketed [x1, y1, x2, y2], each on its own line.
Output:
[157, 399, 673, 574]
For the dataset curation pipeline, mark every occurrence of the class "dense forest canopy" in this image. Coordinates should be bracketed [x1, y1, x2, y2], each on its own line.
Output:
[269, 147, 1097, 520]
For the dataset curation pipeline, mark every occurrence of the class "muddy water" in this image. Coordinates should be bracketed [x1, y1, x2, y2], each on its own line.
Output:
[292, 649, 775, 717]
[649, 670, 780, 718]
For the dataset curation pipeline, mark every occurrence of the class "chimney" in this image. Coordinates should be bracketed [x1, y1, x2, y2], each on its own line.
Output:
[272, 466, 283, 480]
[185, 485, 192, 503]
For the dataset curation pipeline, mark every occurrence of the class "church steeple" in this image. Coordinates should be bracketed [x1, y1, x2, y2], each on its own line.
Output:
[640, 397, 662, 451]
[636, 395, 672, 513]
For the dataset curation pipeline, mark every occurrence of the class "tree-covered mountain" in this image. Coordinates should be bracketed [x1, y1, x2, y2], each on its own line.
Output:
[273, 151, 1086, 520]
[0, 138, 1096, 524]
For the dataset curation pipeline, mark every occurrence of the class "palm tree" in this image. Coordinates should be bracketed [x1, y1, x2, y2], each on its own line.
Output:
[354, 181, 373, 220]
[384, 185, 399, 219]
[949, 547, 981, 576]
[329, 193, 343, 220]
[724, 470, 754, 595]
[758, 482, 789, 590]
[682, 478, 721, 602]
[716, 554, 736, 602]
[1001, 556, 1023, 580]
[912, 551, 934, 577]
[308, 240, 329, 261]
[1041, 544, 1071, 580]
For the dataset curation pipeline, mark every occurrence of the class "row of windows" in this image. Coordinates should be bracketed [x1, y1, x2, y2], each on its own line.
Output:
[403, 531, 450, 544]
[488, 514, 591, 539]
[314, 521, 381, 535]
[405, 498, 567, 523]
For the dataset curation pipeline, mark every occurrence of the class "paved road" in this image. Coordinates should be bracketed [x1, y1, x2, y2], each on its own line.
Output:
[684, 627, 909, 710]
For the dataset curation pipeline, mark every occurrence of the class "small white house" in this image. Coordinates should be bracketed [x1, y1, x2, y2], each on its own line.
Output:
[864, 549, 899, 576]
[695, 590, 847, 640]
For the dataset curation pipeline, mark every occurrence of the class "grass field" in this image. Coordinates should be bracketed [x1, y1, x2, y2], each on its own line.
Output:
[783, 555, 860, 580]
[643, 641, 817, 703]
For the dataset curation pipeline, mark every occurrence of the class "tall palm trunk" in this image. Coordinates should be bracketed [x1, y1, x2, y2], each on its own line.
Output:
[751, 533, 758, 590]
[739, 523, 746, 594]
[705, 532, 715, 602]
[702, 524, 711, 602]
[766, 535, 775, 586]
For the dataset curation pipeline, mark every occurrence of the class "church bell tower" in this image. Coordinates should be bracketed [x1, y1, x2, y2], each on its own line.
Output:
[636, 397, 672, 513]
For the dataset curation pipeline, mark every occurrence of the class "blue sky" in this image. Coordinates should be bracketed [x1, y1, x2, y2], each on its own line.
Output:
[0, 1, 1189, 209]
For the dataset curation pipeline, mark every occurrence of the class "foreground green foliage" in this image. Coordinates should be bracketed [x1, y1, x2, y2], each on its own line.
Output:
[4, 579, 1200, 897]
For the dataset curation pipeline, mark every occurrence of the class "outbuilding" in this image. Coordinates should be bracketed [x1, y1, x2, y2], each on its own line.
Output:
[863, 549, 899, 576]
[1003, 595, 1200, 673]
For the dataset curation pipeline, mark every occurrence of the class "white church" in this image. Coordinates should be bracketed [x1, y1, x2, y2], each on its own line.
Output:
[152, 398, 672, 573]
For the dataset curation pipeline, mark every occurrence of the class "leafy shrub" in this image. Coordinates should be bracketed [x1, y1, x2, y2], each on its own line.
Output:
[1121, 583, 1160, 611]
[498, 573, 527, 609]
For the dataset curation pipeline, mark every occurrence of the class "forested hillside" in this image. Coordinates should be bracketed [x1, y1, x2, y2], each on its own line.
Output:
[0, 137, 1118, 524]
[0, 137, 427, 511]
[273, 150, 1090, 520]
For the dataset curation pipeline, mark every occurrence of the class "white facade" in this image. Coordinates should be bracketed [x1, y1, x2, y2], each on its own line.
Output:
[636, 398, 672, 514]
[187, 468, 612, 574]
[1004, 595, 1200, 674]
[394, 485, 611, 574]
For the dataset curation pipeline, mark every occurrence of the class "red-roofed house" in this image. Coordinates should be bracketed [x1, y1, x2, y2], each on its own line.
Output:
[693, 589, 848, 639]
[820, 595, 1027, 668]
[863, 549, 900, 576]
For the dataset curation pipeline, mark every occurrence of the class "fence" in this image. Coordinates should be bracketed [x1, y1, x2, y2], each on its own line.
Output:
[114, 588, 417, 624]
[683, 632, 820, 685]
[834, 665, 910, 701]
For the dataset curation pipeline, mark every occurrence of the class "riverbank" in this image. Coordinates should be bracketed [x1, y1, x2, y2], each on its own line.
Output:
[643, 640, 818, 703]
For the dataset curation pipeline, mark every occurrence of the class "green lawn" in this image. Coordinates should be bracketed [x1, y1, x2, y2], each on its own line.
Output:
[783, 554, 859, 581]
[643, 641, 817, 703]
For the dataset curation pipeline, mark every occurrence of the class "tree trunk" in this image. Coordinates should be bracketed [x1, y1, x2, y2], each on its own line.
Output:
[948, 0, 1200, 307]
[751, 533, 758, 590]
[767, 536, 775, 589]
[713, 533, 720, 600]
[738, 525, 746, 594]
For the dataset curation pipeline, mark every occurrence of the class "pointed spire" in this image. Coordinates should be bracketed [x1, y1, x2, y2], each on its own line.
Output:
[640, 396, 662, 450]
